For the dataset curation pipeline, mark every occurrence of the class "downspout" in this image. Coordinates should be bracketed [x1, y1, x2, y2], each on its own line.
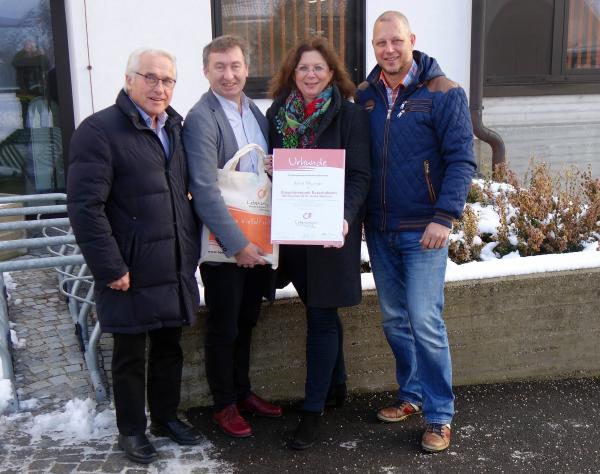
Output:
[469, 0, 505, 176]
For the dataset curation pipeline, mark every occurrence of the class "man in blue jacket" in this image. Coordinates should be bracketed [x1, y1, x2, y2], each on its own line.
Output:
[356, 11, 476, 453]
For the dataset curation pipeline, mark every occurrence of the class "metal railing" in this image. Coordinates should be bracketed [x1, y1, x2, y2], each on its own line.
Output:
[0, 193, 106, 413]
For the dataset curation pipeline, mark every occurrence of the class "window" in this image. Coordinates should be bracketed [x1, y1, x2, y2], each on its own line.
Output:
[0, 0, 73, 195]
[566, 0, 600, 70]
[484, 0, 600, 96]
[212, 0, 365, 98]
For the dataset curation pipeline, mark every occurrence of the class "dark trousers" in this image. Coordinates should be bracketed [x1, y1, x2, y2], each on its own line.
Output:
[112, 327, 183, 435]
[200, 263, 268, 409]
[303, 307, 346, 412]
[282, 246, 347, 413]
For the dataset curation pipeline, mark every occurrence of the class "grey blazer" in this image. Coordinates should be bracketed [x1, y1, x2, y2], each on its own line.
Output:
[182, 90, 269, 257]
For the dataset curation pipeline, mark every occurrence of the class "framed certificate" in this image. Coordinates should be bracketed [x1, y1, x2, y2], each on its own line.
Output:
[271, 148, 345, 245]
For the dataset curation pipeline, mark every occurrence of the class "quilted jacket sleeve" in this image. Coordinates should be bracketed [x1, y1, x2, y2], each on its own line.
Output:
[431, 86, 477, 227]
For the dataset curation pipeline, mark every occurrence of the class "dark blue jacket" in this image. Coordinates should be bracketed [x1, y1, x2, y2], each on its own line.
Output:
[67, 90, 200, 334]
[356, 51, 476, 232]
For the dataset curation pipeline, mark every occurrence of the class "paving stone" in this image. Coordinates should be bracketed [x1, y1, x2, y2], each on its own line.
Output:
[28, 345, 50, 354]
[75, 460, 105, 472]
[102, 453, 131, 473]
[64, 364, 83, 373]
[28, 380, 52, 391]
[27, 459, 55, 470]
[48, 367, 66, 376]
[68, 376, 91, 390]
[55, 453, 85, 463]
[50, 463, 78, 473]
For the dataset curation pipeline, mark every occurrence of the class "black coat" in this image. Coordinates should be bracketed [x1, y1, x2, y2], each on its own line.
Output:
[266, 86, 371, 308]
[67, 90, 200, 334]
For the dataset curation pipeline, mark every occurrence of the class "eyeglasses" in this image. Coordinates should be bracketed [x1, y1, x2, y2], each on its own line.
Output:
[295, 65, 330, 76]
[135, 72, 176, 90]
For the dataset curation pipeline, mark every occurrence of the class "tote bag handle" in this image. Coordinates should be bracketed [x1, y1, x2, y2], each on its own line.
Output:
[222, 143, 267, 175]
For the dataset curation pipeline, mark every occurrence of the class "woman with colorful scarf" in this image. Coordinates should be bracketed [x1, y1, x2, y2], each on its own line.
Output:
[266, 38, 370, 450]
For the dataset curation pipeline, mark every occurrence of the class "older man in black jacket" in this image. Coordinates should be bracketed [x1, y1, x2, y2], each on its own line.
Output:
[67, 48, 202, 464]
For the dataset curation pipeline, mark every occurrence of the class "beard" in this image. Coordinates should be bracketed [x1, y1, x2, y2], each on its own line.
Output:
[381, 59, 411, 77]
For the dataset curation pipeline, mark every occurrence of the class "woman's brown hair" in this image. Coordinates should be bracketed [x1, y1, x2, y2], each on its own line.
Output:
[268, 37, 356, 100]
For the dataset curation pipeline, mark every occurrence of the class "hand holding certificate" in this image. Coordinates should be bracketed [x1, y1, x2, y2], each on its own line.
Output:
[271, 148, 345, 245]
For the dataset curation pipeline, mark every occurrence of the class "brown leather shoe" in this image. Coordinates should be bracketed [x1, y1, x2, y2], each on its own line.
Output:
[377, 400, 422, 422]
[421, 423, 451, 452]
[212, 404, 252, 438]
[238, 392, 282, 418]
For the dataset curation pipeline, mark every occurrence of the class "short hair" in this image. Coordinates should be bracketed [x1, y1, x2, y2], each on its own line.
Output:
[203, 35, 249, 68]
[374, 10, 412, 33]
[124, 48, 177, 90]
[268, 37, 356, 100]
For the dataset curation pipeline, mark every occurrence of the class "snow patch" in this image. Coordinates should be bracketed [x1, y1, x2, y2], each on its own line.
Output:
[511, 450, 538, 460]
[26, 398, 114, 443]
[340, 440, 360, 449]
[458, 425, 476, 438]
[0, 379, 13, 412]
[0, 398, 232, 473]
[9, 329, 25, 349]
[19, 398, 39, 410]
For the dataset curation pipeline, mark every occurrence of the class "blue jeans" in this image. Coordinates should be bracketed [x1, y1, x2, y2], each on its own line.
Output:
[366, 229, 454, 425]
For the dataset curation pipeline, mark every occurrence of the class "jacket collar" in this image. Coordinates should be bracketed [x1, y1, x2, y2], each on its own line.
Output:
[204, 89, 268, 143]
[365, 50, 445, 91]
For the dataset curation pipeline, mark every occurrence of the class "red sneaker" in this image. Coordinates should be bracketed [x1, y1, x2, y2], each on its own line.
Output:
[238, 392, 282, 418]
[212, 404, 252, 438]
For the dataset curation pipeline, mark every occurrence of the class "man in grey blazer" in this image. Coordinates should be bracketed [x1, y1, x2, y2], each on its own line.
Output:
[183, 35, 282, 438]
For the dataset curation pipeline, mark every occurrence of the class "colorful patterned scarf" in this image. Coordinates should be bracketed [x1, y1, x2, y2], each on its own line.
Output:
[275, 86, 333, 148]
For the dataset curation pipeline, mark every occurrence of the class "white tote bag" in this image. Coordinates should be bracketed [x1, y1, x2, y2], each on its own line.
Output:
[199, 143, 279, 269]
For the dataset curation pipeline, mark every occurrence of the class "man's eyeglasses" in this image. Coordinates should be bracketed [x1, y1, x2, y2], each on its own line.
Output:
[295, 65, 330, 76]
[135, 72, 176, 90]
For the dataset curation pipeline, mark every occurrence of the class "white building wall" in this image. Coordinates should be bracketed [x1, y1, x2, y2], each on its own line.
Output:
[365, 1, 472, 93]
[65, 1, 474, 123]
[65, 0, 213, 125]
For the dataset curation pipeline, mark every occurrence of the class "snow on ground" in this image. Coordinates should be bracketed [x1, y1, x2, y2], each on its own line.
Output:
[0, 397, 232, 473]
[198, 245, 600, 300]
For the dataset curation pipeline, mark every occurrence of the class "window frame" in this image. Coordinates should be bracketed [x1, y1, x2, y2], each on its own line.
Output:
[50, 0, 75, 179]
[211, 0, 366, 99]
[483, 0, 600, 97]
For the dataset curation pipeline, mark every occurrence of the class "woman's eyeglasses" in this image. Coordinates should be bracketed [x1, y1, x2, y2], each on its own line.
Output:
[295, 65, 330, 76]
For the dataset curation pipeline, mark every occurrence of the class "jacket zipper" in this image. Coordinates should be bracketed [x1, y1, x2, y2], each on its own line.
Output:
[376, 86, 400, 232]
[424, 160, 436, 203]
[374, 81, 422, 231]
[155, 127, 186, 323]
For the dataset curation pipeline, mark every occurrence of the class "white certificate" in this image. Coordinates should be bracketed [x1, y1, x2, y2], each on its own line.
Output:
[271, 148, 345, 245]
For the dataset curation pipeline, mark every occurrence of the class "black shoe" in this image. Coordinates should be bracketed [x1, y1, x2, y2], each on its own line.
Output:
[289, 411, 321, 450]
[117, 434, 158, 464]
[325, 383, 347, 408]
[150, 418, 204, 445]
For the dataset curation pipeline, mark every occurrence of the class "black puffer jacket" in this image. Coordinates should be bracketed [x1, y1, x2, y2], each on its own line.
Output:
[67, 90, 200, 334]
[266, 85, 371, 308]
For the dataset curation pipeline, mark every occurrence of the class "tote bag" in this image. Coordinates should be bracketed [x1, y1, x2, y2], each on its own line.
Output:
[199, 143, 278, 269]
